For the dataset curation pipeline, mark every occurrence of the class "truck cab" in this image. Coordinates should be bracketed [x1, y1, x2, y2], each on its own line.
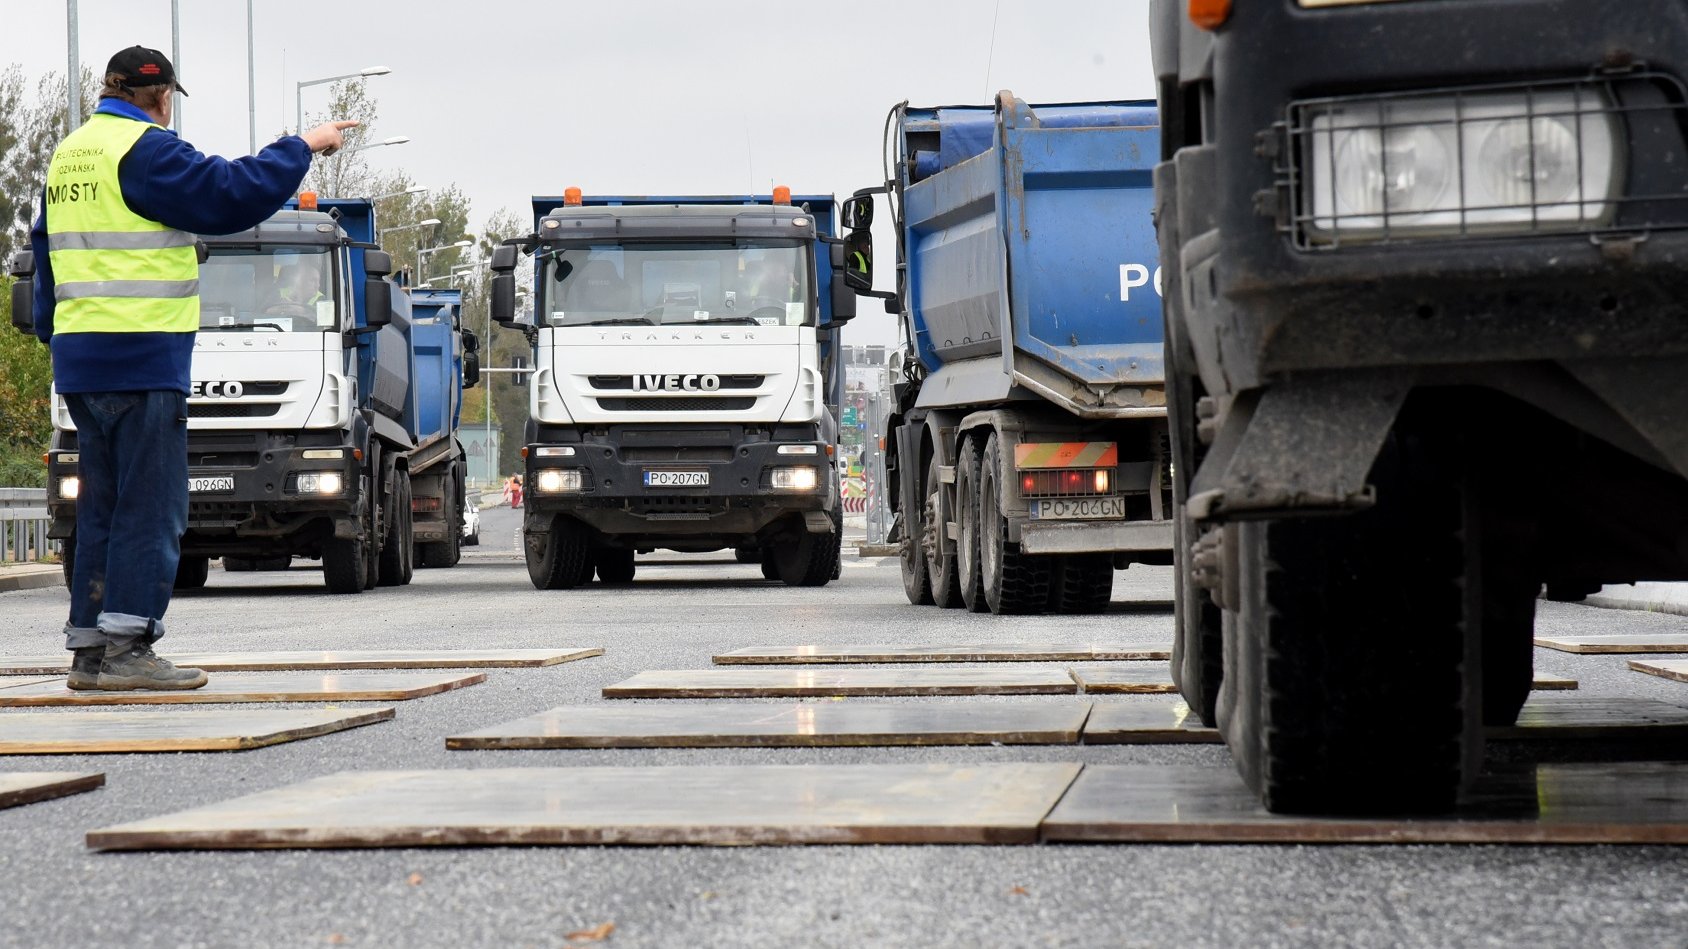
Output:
[491, 190, 853, 588]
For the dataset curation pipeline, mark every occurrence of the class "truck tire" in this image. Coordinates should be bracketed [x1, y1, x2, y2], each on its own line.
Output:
[777, 521, 839, 587]
[1482, 565, 1538, 728]
[1543, 581, 1599, 603]
[596, 547, 636, 584]
[924, 453, 961, 607]
[734, 546, 760, 565]
[525, 515, 591, 590]
[60, 532, 75, 590]
[760, 547, 780, 580]
[377, 470, 414, 587]
[1046, 554, 1113, 614]
[955, 434, 988, 613]
[1171, 509, 1224, 727]
[417, 489, 462, 569]
[173, 556, 209, 590]
[1218, 436, 1470, 815]
[322, 469, 374, 594]
[899, 449, 933, 605]
[978, 433, 1052, 614]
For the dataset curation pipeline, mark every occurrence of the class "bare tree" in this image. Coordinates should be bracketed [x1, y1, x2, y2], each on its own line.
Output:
[0, 66, 96, 262]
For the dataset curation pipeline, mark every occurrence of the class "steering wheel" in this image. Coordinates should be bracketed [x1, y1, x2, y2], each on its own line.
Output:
[263, 302, 312, 318]
[745, 305, 788, 323]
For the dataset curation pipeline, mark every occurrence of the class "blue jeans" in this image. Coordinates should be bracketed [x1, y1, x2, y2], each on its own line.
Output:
[62, 391, 188, 650]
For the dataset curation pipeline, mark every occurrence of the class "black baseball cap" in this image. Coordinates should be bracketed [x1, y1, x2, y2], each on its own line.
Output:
[106, 46, 188, 96]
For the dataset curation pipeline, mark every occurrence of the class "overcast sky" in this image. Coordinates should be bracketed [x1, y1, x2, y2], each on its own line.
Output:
[8, 0, 1155, 343]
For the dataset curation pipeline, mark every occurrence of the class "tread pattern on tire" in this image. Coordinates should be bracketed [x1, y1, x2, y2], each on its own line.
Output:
[979, 434, 1052, 615]
[778, 512, 840, 587]
[956, 435, 988, 613]
[526, 515, 592, 590]
[1046, 554, 1113, 614]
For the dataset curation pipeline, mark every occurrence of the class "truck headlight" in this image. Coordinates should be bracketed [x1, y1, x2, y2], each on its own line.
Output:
[59, 476, 80, 500]
[293, 471, 344, 495]
[770, 466, 818, 490]
[534, 468, 584, 493]
[1300, 83, 1621, 244]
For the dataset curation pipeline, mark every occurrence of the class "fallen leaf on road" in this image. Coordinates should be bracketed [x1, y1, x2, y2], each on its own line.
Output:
[565, 922, 615, 942]
[407, 872, 423, 886]
[1009, 886, 1029, 896]
[326, 935, 345, 945]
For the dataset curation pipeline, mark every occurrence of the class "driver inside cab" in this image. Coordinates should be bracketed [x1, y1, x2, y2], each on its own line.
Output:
[266, 259, 326, 315]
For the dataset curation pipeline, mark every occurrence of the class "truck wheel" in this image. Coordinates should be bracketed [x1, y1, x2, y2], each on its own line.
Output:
[596, 548, 636, 584]
[377, 470, 414, 587]
[60, 531, 75, 590]
[525, 515, 591, 590]
[1543, 581, 1599, 602]
[1171, 509, 1224, 727]
[924, 453, 960, 607]
[777, 522, 840, 587]
[1046, 554, 1113, 614]
[955, 435, 988, 613]
[417, 490, 462, 569]
[222, 557, 255, 572]
[1218, 436, 1470, 815]
[322, 471, 373, 594]
[978, 433, 1052, 614]
[1482, 569, 1537, 728]
[734, 546, 760, 565]
[760, 547, 780, 580]
[899, 452, 934, 605]
[173, 556, 209, 590]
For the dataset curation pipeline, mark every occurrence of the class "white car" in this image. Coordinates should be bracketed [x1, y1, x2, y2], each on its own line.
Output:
[462, 501, 481, 546]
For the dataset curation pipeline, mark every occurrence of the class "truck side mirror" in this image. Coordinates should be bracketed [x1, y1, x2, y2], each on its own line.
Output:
[842, 195, 874, 230]
[363, 249, 394, 278]
[364, 278, 392, 329]
[462, 350, 480, 389]
[490, 272, 519, 327]
[842, 230, 873, 293]
[489, 244, 518, 274]
[8, 250, 34, 334]
[461, 327, 480, 353]
[828, 243, 857, 324]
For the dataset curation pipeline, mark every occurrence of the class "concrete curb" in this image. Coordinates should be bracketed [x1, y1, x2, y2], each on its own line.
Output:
[1582, 583, 1688, 618]
[0, 565, 63, 593]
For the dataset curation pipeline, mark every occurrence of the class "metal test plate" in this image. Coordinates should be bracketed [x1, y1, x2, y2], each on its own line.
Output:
[1066, 664, 1179, 694]
[0, 672, 485, 707]
[1041, 762, 1688, 844]
[448, 702, 1093, 749]
[0, 648, 600, 675]
[712, 644, 1171, 665]
[0, 772, 105, 810]
[602, 667, 1079, 698]
[0, 707, 395, 754]
[87, 763, 1085, 850]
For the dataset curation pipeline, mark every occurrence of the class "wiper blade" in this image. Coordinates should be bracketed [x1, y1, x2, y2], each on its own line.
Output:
[581, 317, 655, 326]
[685, 316, 762, 326]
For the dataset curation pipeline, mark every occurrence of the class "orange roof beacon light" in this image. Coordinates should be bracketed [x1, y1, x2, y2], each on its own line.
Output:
[563, 187, 583, 207]
[298, 191, 318, 211]
[1189, 0, 1231, 30]
[772, 185, 792, 206]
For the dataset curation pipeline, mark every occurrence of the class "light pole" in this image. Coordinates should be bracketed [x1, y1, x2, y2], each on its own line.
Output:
[66, 0, 79, 130]
[246, 0, 255, 153]
[418, 239, 473, 283]
[373, 186, 428, 201]
[349, 135, 410, 155]
[295, 65, 390, 134]
[377, 218, 439, 283]
[170, 0, 181, 133]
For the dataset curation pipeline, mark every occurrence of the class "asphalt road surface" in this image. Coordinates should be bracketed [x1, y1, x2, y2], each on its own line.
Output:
[2, 505, 1686, 947]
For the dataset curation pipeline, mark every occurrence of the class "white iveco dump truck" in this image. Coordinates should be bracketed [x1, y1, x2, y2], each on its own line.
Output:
[488, 190, 855, 589]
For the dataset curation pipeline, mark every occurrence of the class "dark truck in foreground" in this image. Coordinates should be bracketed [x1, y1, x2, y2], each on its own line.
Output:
[1152, 0, 1688, 813]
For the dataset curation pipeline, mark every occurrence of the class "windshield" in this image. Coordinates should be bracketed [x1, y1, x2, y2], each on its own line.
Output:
[199, 246, 336, 332]
[541, 241, 812, 327]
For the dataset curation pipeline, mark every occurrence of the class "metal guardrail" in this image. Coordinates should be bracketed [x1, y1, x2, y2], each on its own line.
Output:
[0, 487, 56, 564]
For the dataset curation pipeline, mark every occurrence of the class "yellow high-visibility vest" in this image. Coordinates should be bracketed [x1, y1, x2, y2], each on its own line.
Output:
[45, 113, 199, 335]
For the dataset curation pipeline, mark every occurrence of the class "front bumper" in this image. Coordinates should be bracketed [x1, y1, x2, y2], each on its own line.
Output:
[524, 424, 835, 541]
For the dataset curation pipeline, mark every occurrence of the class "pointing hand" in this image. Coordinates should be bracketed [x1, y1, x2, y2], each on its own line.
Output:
[302, 120, 361, 156]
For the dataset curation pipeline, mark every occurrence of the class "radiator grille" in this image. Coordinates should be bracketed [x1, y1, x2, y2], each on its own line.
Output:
[596, 397, 756, 412]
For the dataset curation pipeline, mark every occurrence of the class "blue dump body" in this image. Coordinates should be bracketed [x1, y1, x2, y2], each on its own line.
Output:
[408, 287, 464, 444]
[897, 99, 1162, 408]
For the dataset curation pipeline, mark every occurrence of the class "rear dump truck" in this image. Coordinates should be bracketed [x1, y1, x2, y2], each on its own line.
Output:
[490, 190, 855, 589]
[840, 93, 1170, 615]
[1152, 0, 1688, 813]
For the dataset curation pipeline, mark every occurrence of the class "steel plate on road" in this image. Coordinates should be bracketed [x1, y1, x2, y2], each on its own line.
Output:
[1029, 497, 1124, 521]
[644, 470, 708, 488]
[189, 476, 235, 494]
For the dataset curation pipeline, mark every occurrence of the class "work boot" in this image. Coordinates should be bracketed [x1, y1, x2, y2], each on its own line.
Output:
[66, 647, 104, 691]
[95, 640, 208, 691]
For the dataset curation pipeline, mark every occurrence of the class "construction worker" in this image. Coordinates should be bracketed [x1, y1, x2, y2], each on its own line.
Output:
[29, 45, 356, 691]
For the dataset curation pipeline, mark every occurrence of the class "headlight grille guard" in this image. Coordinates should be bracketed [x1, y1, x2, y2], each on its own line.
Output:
[1273, 68, 1688, 250]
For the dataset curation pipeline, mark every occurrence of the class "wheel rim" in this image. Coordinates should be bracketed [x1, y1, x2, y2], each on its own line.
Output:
[980, 462, 1001, 583]
[923, 481, 943, 578]
[957, 462, 975, 586]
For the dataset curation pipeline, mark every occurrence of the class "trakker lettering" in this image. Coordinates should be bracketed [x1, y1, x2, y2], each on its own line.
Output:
[190, 380, 246, 398]
[632, 374, 721, 392]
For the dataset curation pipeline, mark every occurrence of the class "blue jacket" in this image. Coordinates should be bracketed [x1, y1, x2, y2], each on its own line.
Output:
[30, 98, 314, 394]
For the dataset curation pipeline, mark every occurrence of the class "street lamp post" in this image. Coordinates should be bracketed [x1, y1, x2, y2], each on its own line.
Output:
[348, 136, 410, 155]
[295, 66, 390, 134]
[373, 186, 428, 202]
[418, 239, 473, 283]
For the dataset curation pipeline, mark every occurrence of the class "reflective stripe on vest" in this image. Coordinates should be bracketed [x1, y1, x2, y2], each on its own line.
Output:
[45, 113, 199, 335]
